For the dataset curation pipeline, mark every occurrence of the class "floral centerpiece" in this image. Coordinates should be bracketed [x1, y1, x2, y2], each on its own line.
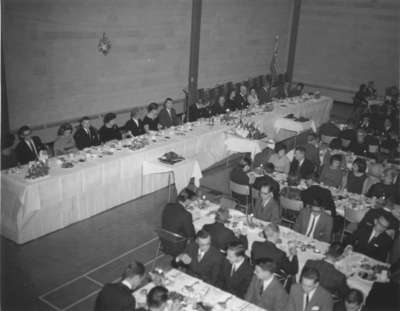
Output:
[234, 121, 266, 140]
[25, 160, 50, 179]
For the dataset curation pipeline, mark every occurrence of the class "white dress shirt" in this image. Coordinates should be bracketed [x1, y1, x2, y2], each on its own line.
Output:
[231, 258, 245, 275]
[262, 276, 274, 292]
[121, 279, 132, 290]
[305, 214, 320, 238]
[303, 288, 317, 311]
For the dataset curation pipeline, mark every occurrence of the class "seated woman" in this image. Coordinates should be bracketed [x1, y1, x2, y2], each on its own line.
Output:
[268, 144, 290, 174]
[143, 102, 160, 132]
[319, 154, 344, 188]
[53, 123, 77, 155]
[343, 158, 367, 194]
[366, 168, 396, 200]
[226, 89, 238, 111]
[98, 113, 122, 143]
[362, 163, 384, 194]
[247, 87, 259, 108]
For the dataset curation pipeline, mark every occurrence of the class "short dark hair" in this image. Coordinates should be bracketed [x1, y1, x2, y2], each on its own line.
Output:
[330, 154, 342, 165]
[177, 188, 196, 203]
[301, 266, 320, 283]
[147, 286, 168, 308]
[255, 258, 277, 273]
[287, 173, 300, 186]
[353, 158, 367, 173]
[103, 112, 116, 124]
[164, 98, 173, 106]
[275, 143, 287, 153]
[130, 108, 140, 118]
[345, 289, 363, 305]
[80, 116, 90, 123]
[148, 102, 159, 112]
[121, 261, 145, 280]
[260, 182, 273, 193]
[17, 125, 31, 138]
[240, 157, 252, 167]
[326, 242, 344, 259]
[264, 162, 275, 174]
[297, 83, 304, 89]
[227, 241, 246, 257]
[196, 229, 210, 240]
[295, 146, 306, 154]
[57, 123, 73, 136]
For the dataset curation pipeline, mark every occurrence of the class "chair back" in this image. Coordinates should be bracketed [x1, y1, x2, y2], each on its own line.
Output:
[380, 147, 390, 154]
[321, 135, 336, 145]
[220, 196, 237, 210]
[368, 144, 379, 153]
[154, 228, 187, 257]
[280, 196, 303, 212]
[344, 206, 368, 224]
[230, 181, 250, 196]
[341, 138, 351, 148]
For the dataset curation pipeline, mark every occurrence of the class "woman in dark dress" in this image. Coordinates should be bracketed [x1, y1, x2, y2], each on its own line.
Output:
[344, 158, 367, 194]
[212, 95, 227, 116]
[143, 102, 160, 132]
[98, 112, 122, 143]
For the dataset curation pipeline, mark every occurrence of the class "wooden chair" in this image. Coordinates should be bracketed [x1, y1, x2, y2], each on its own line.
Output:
[280, 196, 303, 228]
[229, 180, 250, 212]
[340, 206, 368, 241]
[153, 228, 187, 269]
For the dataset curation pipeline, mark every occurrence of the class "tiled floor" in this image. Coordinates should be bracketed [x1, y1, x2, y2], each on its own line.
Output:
[1, 101, 351, 311]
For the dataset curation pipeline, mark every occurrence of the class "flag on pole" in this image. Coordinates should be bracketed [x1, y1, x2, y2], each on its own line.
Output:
[270, 35, 280, 86]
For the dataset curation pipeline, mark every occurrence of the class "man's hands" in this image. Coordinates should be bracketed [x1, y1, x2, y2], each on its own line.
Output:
[176, 253, 192, 265]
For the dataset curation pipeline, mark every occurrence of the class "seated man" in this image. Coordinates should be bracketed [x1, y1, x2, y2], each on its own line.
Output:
[161, 189, 196, 255]
[202, 207, 247, 252]
[346, 215, 393, 262]
[245, 258, 288, 311]
[251, 223, 298, 276]
[15, 125, 45, 165]
[95, 261, 146, 311]
[254, 182, 281, 224]
[74, 116, 100, 150]
[218, 242, 253, 299]
[212, 95, 227, 116]
[289, 146, 315, 179]
[334, 289, 364, 311]
[304, 133, 321, 169]
[301, 174, 336, 217]
[294, 201, 333, 243]
[124, 108, 145, 136]
[253, 147, 274, 169]
[304, 242, 349, 300]
[158, 97, 179, 128]
[230, 157, 252, 203]
[286, 267, 333, 311]
[252, 162, 280, 200]
[175, 230, 223, 286]
[137, 286, 182, 311]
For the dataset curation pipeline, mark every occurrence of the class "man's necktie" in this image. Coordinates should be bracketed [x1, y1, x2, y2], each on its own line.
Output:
[305, 294, 310, 311]
[197, 251, 203, 262]
[28, 140, 38, 157]
[230, 265, 235, 277]
[306, 215, 316, 237]
[259, 281, 264, 296]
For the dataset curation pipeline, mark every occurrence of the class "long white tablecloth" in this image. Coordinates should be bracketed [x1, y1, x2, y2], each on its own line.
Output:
[1, 96, 333, 244]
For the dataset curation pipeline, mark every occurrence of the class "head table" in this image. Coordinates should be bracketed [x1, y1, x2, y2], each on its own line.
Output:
[189, 201, 388, 299]
[1, 96, 332, 244]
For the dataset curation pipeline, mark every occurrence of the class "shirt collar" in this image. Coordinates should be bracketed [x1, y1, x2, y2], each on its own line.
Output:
[233, 258, 245, 270]
[121, 280, 132, 290]
[305, 287, 317, 301]
[262, 276, 274, 290]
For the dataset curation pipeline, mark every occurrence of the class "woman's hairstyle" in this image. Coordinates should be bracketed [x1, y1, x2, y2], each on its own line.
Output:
[329, 154, 342, 165]
[147, 102, 159, 112]
[353, 158, 367, 173]
[57, 123, 73, 136]
[103, 112, 116, 124]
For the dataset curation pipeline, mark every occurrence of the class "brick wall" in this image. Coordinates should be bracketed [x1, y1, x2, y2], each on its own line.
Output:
[4, 0, 191, 130]
[198, 0, 292, 89]
[294, 0, 400, 102]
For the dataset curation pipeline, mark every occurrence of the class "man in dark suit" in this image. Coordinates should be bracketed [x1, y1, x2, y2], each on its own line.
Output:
[294, 204, 333, 243]
[245, 258, 288, 311]
[346, 215, 393, 262]
[287, 267, 333, 311]
[234, 85, 249, 110]
[161, 189, 196, 256]
[124, 108, 145, 136]
[95, 261, 146, 311]
[158, 98, 179, 128]
[301, 176, 336, 217]
[202, 207, 247, 252]
[304, 134, 321, 169]
[188, 100, 208, 122]
[212, 95, 227, 116]
[253, 183, 281, 224]
[253, 147, 273, 169]
[251, 223, 298, 276]
[334, 289, 364, 311]
[289, 147, 315, 179]
[258, 81, 272, 105]
[304, 242, 349, 300]
[358, 203, 399, 238]
[175, 230, 223, 286]
[252, 162, 280, 200]
[73, 116, 100, 150]
[15, 125, 45, 165]
[219, 242, 253, 298]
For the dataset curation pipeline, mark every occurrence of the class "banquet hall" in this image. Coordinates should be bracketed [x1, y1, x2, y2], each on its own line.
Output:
[1, 0, 400, 310]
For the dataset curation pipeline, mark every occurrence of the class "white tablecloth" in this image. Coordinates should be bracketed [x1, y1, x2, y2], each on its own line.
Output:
[190, 202, 387, 299]
[134, 269, 264, 311]
[142, 159, 202, 194]
[224, 135, 275, 159]
[1, 96, 333, 244]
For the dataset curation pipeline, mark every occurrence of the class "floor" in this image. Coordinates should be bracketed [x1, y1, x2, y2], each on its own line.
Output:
[1, 101, 351, 311]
